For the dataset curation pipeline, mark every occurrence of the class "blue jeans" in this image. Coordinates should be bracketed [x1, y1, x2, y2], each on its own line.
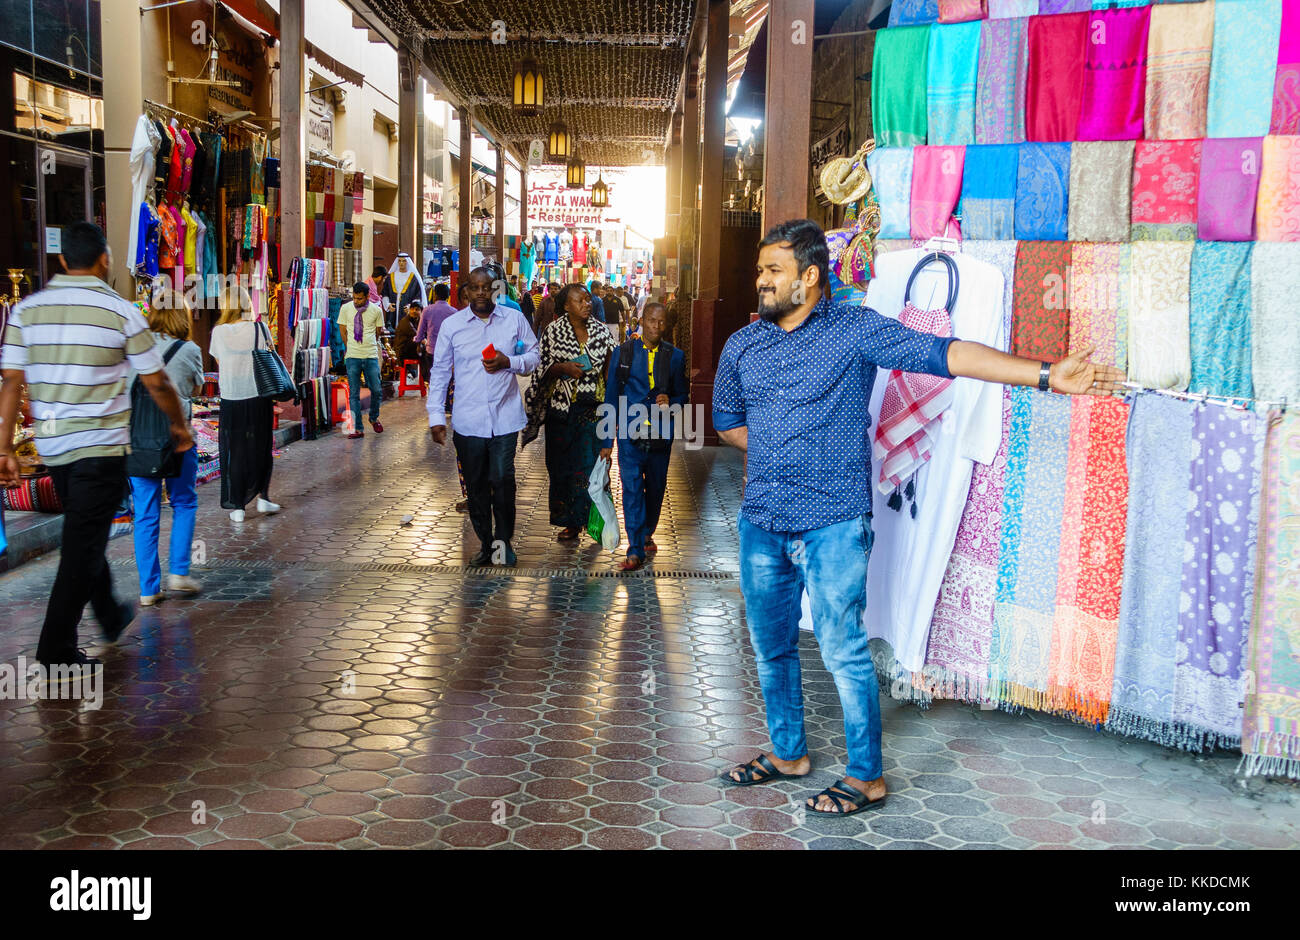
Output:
[738, 512, 882, 782]
[129, 447, 199, 597]
[345, 356, 382, 427]
[617, 442, 670, 559]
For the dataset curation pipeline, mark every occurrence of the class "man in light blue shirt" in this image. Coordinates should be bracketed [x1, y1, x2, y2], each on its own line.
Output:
[428, 267, 540, 567]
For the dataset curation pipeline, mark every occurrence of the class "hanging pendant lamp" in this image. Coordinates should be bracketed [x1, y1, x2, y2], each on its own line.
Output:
[566, 153, 586, 189]
[512, 57, 543, 115]
[547, 121, 571, 162]
[590, 173, 608, 208]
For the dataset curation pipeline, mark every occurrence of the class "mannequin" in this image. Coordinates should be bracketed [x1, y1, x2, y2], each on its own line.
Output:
[544, 228, 560, 266]
[519, 235, 537, 289]
[382, 252, 427, 331]
[559, 227, 574, 263]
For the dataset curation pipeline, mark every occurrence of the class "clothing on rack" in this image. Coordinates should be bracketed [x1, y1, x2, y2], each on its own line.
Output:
[1068, 140, 1135, 242]
[1015, 142, 1071, 241]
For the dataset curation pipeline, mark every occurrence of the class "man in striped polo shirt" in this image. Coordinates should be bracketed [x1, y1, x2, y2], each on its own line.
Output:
[0, 222, 192, 670]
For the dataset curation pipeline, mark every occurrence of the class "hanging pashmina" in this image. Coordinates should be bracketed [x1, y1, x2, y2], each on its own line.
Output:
[1076, 6, 1151, 141]
[1047, 395, 1130, 724]
[1068, 242, 1125, 371]
[1198, 138, 1264, 241]
[1256, 134, 1300, 242]
[1067, 140, 1134, 242]
[889, 0, 940, 26]
[1131, 139, 1202, 241]
[1025, 12, 1089, 142]
[867, 147, 915, 238]
[1011, 240, 1071, 359]
[1206, 0, 1284, 139]
[927, 22, 982, 145]
[960, 144, 1018, 239]
[1039, 0, 1090, 10]
[989, 0, 1036, 14]
[1272, 0, 1300, 133]
[991, 388, 1072, 709]
[1189, 241, 1254, 398]
[1127, 241, 1193, 391]
[1144, 1, 1215, 140]
[975, 18, 1030, 145]
[1250, 242, 1300, 402]
[1241, 411, 1300, 779]
[1014, 142, 1071, 241]
[910, 145, 966, 239]
[938, 0, 987, 21]
[872, 26, 931, 148]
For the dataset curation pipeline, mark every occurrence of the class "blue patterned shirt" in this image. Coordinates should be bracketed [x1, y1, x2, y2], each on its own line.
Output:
[712, 297, 956, 533]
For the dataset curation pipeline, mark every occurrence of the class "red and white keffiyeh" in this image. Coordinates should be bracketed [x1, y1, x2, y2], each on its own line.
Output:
[874, 301, 955, 508]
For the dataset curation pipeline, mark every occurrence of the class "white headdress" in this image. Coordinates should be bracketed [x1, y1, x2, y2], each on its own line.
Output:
[386, 251, 427, 307]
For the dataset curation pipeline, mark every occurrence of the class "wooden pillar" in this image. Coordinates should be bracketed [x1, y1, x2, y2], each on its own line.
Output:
[690, 0, 729, 445]
[101, 0, 142, 299]
[495, 145, 506, 265]
[762, 0, 815, 231]
[280, 0, 305, 273]
[458, 106, 472, 277]
[397, 48, 419, 255]
[679, 62, 701, 303]
[520, 160, 528, 242]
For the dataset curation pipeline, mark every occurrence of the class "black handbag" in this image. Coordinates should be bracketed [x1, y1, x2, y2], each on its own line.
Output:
[127, 339, 185, 479]
[252, 320, 298, 402]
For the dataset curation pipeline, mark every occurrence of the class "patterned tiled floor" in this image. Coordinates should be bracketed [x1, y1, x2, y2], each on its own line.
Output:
[0, 395, 1296, 850]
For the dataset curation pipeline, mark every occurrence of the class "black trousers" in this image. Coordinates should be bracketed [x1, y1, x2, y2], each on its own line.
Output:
[453, 431, 518, 550]
[38, 456, 129, 663]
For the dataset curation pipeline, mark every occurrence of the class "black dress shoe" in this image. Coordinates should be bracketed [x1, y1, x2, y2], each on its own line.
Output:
[39, 649, 103, 673]
[102, 601, 136, 645]
[498, 544, 518, 567]
[468, 547, 493, 567]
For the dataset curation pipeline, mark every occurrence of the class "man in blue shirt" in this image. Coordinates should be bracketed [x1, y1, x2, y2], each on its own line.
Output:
[598, 303, 688, 571]
[712, 219, 1124, 816]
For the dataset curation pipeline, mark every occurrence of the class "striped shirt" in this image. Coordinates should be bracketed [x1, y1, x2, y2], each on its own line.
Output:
[1, 274, 164, 466]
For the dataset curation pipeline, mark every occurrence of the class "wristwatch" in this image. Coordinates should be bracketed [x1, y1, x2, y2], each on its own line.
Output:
[1038, 361, 1052, 393]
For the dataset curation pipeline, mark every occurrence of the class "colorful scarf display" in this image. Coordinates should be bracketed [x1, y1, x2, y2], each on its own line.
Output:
[924, 387, 1012, 704]
[1131, 139, 1202, 241]
[1039, 0, 1090, 10]
[961, 144, 1019, 239]
[910, 145, 966, 238]
[1108, 395, 1197, 747]
[1207, 0, 1284, 139]
[1067, 140, 1134, 242]
[889, 0, 940, 26]
[1025, 12, 1089, 142]
[1272, 0, 1300, 133]
[1015, 143, 1071, 241]
[1011, 240, 1071, 359]
[927, 21, 982, 145]
[966, 240, 1019, 339]
[991, 388, 1072, 708]
[1144, 1, 1215, 140]
[989, 0, 1037, 14]
[1241, 411, 1300, 780]
[1127, 241, 1193, 391]
[872, 26, 931, 148]
[938, 0, 986, 20]
[1175, 406, 1262, 749]
[975, 18, 1030, 145]
[1190, 241, 1254, 398]
[1068, 242, 1125, 371]
[1076, 6, 1151, 141]
[1198, 138, 1264, 241]
[1256, 134, 1300, 241]
[867, 147, 915, 238]
[1251, 243, 1300, 402]
[1047, 396, 1130, 724]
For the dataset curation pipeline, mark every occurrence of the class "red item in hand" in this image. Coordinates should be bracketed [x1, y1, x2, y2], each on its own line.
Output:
[482, 344, 497, 360]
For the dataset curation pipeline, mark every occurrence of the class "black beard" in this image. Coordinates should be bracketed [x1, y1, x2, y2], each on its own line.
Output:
[757, 291, 794, 321]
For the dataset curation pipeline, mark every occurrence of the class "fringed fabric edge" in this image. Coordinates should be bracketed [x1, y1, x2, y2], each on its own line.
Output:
[1237, 731, 1300, 780]
[1106, 706, 1243, 754]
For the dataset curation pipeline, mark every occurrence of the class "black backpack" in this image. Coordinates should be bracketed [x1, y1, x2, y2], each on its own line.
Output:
[614, 339, 680, 453]
[127, 339, 186, 479]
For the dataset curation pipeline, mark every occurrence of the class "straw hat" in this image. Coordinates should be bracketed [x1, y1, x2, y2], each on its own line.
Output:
[820, 139, 878, 206]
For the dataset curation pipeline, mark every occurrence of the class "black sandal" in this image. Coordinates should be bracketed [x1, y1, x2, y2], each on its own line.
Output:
[805, 778, 887, 816]
[720, 753, 806, 787]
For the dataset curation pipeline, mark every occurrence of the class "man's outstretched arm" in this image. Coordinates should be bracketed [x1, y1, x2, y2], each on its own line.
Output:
[946, 342, 1126, 396]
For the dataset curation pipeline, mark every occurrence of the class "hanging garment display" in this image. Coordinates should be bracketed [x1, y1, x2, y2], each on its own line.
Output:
[1206, 0, 1284, 139]
[127, 115, 160, 270]
[938, 0, 986, 22]
[1067, 140, 1135, 242]
[990, 0, 1036, 12]
[1189, 241, 1254, 398]
[867, 147, 915, 238]
[1144, 1, 1215, 140]
[927, 21, 981, 145]
[1256, 134, 1300, 242]
[1241, 410, 1300, 779]
[991, 388, 1073, 710]
[1250, 242, 1300, 402]
[1011, 240, 1071, 359]
[1039, 0, 1090, 10]
[1198, 137, 1265, 241]
[872, 25, 932, 148]
[1068, 242, 1125, 371]
[888, 0, 939, 28]
[910, 145, 966, 238]
[1014, 142, 1071, 241]
[1131, 139, 1202, 241]
[975, 17, 1030, 145]
[1076, 6, 1151, 141]
[1045, 395, 1130, 724]
[960, 143, 1018, 239]
[1127, 241, 1193, 391]
[1025, 12, 1089, 142]
[1272, 0, 1300, 133]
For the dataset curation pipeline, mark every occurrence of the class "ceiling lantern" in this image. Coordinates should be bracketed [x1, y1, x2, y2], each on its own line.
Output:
[512, 57, 543, 115]
[566, 153, 586, 189]
[590, 173, 608, 208]
[547, 121, 571, 162]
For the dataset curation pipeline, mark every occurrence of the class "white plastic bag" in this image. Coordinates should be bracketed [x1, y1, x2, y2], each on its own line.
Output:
[586, 457, 621, 552]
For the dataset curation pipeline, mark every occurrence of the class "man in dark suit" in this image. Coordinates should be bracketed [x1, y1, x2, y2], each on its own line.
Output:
[598, 303, 689, 571]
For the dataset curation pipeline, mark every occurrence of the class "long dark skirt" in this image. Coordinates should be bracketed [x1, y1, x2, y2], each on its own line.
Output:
[545, 406, 601, 528]
[219, 396, 274, 510]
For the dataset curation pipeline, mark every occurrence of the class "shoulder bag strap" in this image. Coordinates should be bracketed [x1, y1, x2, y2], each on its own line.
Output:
[903, 252, 959, 313]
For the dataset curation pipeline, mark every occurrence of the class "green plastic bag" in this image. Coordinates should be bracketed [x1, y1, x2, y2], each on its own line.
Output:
[586, 501, 604, 544]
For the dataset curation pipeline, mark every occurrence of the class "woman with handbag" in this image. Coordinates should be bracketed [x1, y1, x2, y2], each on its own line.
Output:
[128, 303, 206, 605]
[209, 308, 282, 523]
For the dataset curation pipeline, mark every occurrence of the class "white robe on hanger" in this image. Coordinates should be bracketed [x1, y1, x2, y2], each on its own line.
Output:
[128, 115, 161, 273]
